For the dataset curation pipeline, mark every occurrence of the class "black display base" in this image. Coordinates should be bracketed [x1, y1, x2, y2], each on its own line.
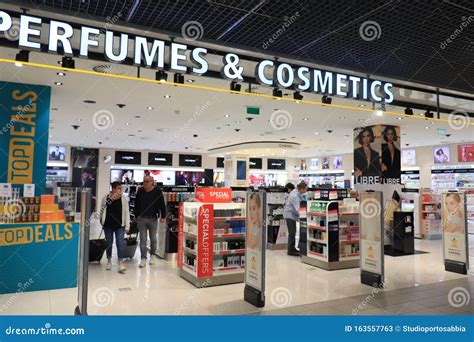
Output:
[244, 285, 265, 307]
[74, 305, 87, 316]
[361, 271, 383, 288]
[445, 261, 468, 275]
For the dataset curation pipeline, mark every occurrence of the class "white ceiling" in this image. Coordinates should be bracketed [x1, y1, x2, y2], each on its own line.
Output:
[0, 47, 473, 158]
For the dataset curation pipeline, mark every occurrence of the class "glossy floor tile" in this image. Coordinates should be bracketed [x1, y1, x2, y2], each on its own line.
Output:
[1, 233, 472, 315]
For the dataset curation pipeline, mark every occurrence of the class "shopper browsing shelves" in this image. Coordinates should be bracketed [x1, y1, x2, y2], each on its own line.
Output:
[135, 176, 167, 267]
[99, 181, 130, 274]
[283, 181, 308, 256]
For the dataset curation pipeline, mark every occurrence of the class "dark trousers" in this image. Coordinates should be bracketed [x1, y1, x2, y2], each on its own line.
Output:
[285, 218, 298, 252]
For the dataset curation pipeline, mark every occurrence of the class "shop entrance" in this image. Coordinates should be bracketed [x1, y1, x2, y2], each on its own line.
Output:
[0, 48, 473, 315]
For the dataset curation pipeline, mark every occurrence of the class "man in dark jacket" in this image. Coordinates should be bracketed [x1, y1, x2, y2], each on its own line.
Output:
[135, 176, 166, 267]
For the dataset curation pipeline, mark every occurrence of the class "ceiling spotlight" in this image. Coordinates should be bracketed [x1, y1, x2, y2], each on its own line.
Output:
[424, 110, 433, 118]
[339, 116, 346, 120]
[375, 109, 383, 116]
[15, 50, 29, 67]
[303, 117, 309, 121]
[273, 88, 282, 98]
[425, 126, 430, 130]
[293, 91, 303, 101]
[404, 107, 413, 115]
[230, 81, 241, 92]
[164, 95, 171, 98]
[224, 114, 230, 118]
[147, 106, 153, 110]
[314, 131, 319, 135]
[397, 117, 403, 120]
[359, 104, 366, 108]
[174, 73, 184, 84]
[321, 95, 332, 104]
[155, 71, 168, 82]
[61, 56, 75, 69]
[117, 104, 126, 108]
[54, 82, 63, 86]
[57, 72, 66, 76]
[186, 79, 195, 83]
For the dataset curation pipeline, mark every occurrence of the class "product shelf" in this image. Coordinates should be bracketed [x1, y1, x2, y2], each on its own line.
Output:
[215, 249, 245, 255]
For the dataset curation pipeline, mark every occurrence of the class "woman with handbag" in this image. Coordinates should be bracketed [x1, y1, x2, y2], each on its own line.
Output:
[100, 181, 130, 273]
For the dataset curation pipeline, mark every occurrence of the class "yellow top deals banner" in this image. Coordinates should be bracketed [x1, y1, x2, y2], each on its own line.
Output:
[0, 81, 51, 195]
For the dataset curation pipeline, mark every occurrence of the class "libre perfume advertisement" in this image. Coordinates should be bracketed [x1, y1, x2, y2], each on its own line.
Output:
[359, 191, 384, 276]
[353, 125, 401, 185]
[442, 192, 467, 264]
[245, 191, 265, 292]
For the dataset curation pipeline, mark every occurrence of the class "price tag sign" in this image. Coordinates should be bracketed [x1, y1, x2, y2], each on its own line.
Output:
[24, 184, 35, 197]
[0, 183, 12, 197]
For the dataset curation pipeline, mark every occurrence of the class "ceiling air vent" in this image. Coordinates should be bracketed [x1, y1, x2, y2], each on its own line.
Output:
[92, 64, 128, 75]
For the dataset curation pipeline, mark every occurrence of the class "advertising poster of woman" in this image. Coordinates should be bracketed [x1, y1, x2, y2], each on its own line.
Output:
[442, 192, 467, 264]
[381, 126, 401, 180]
[354, 126, 381, 182]
[245, 192, 265, 292]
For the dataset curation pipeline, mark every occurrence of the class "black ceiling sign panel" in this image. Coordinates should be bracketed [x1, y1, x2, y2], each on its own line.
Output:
[25, 0, 474, 94]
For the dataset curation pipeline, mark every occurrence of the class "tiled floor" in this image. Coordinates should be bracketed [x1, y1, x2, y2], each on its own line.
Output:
[249, 277, 474, 316]
[1, 220, 473, 315]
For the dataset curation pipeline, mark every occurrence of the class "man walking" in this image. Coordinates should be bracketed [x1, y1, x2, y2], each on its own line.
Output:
[283, 181, 308, 256]
[135, 176, 166, 267]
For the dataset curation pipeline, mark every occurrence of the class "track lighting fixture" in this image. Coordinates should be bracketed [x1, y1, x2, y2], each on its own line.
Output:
[293, 91, 303, 101]
[404, 107, 413, 115]
[230, 81, 241, 92]
[272, 87, 282, 98]
[15, 50, 29, 66]
[321, 95, 332, 104]
[156, 71, 168, 82]
[61, 56, 75, 69]
[424, 110, 433, 118]
[173, 73, 184, 84]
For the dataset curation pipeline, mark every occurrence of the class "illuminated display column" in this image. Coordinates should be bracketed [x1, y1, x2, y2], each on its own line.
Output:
[0, 82, 51, 196]
[224, 155, 249, 187]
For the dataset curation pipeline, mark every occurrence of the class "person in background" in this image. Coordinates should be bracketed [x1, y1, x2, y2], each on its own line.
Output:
[135, 176, 167, 267]
[383, 190, 400, 245]
[285, 182, 295, 193]
[100, 181, 130, 274]
[283, 181, 308, 256]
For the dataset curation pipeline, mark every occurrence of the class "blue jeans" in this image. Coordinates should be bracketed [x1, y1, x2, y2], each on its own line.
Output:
[104, 227, 125, 261]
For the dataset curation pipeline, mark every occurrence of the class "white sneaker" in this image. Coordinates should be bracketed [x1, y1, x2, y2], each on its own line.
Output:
[106, 261, 112, 271]
[149, 255, 156, 265]
[118, 263, 126, 274]
[139, 259, 146, 268]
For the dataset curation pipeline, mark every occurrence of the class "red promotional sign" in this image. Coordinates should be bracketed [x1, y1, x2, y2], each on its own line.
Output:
[195, 187, 232, 203]
[197, 204, 214, 278]
[177, 203, 184, 269]
[458, 144, 474, 162]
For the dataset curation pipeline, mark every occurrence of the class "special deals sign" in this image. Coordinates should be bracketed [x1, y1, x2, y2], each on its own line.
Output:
[0, 10, 394, 103]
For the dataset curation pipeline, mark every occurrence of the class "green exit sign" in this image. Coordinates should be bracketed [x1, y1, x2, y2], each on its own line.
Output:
[246, 106, 260, 115]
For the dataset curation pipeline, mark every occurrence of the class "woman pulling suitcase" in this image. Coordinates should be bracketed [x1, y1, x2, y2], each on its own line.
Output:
[99, 181, 130, 273]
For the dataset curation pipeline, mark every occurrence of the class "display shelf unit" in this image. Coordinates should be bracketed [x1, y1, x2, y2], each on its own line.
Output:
[265, 189, 288, 250]
[401, 189, 422, 238]
[302, 199, 359, 270]
[56, 183, 79, 216]
[178, 201, 246, 287]
[299, 172, 345, 189]
[419, 189, 441, 240]
[466, 190, 474, 235]
[163, 186, 195, 256]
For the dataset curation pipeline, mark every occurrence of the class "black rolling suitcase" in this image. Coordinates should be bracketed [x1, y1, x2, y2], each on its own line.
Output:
[123, 220, 138, 259]
[89, 229, 107, 262]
